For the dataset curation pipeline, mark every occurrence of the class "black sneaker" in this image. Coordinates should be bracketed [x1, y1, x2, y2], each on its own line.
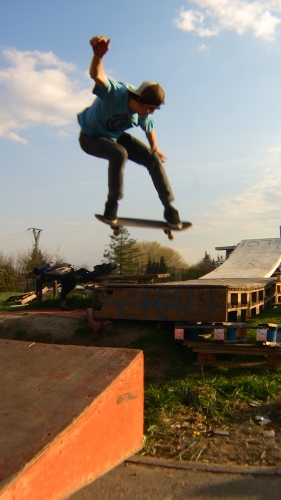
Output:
[103, 201, 118, 224]
[164, 206, 182, 229]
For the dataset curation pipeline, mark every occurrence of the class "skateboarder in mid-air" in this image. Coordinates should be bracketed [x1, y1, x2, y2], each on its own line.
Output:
[77, 35, 182, 229]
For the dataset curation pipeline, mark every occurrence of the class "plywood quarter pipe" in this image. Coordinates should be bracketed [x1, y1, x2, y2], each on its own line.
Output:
[200, 238, 281, 279]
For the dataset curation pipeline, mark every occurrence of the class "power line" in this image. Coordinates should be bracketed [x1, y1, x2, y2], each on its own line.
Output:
[0, 228, 43, 249]
[0, 230, 31, 243]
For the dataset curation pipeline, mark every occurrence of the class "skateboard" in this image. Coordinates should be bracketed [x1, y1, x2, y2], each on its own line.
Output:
[95, 214, 192, 240]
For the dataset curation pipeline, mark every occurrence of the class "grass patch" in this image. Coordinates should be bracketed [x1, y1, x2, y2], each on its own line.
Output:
[0, 292, 24, 310]
[251, 307, 281, 325]
[125, 322, 174, 350]
[143, 366, 281, 457]
[142, 307, 281, 459]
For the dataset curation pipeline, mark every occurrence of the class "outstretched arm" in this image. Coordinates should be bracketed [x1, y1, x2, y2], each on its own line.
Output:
[146, 130, 167, 163]
[89, 36, 110, 87]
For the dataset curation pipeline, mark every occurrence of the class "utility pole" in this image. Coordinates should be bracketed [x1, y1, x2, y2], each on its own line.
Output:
[28, 228, 42, 252]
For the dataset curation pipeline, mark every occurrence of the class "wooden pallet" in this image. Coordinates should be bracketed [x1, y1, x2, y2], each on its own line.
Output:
[185, 341, 281, 368]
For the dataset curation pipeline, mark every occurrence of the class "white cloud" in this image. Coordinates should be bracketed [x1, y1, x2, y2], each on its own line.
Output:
[199, 148, 281, 234]
[197, 43, 210, 51]
[56, 130, 70, 138]
[6, 132, 28, 144]
[266, 146, 281, 154]
[0, 48, 91, 143]
[174, 0, 281, 41]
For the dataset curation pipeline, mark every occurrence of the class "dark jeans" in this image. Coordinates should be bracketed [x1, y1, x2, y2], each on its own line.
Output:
[79, 131, 174, 206]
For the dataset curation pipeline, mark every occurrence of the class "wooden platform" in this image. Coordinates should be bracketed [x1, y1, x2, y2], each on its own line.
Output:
[93, 278, 277, 323]
[93, 282, 228, 322]
[0, 340, 143, 500]
[185, 341, 281, 368]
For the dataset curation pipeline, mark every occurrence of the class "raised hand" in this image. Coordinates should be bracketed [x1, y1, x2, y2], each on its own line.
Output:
[90, 36, 110, 57]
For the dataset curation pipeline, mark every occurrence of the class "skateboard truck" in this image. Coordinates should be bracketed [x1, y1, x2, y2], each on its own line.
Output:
[163, 228, 174, 240]
[110, 224, 121, 236]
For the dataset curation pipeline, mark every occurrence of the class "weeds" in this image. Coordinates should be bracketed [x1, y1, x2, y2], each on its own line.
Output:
[13, 328, 27, 340]
[144, 366, 281, 439]
[74, 320, 93, 336]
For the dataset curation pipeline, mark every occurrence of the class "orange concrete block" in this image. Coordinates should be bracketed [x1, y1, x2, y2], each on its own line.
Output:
[0, 340, 143, 500]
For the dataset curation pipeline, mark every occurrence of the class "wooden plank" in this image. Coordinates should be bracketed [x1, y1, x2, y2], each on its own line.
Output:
[20, 293, 37, 304]
[186, 343, 281, 355]
[186, 341, 281, 368]
[186, 344, 281, 359]
[94, 274, 170, 281]
[5, 291, 39, 305]
[194, 348, 281, 357]
[94, 273, 170, 284]
[0, 340, 143, 500]
[193, 359, 273, 368]
[95, 278, 275, 290]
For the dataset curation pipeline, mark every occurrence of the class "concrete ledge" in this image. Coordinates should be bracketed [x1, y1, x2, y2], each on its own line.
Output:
[126, 455, 281, 476]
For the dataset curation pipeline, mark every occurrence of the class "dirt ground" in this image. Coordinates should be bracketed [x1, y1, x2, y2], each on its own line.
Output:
[1, 311, 281, 469]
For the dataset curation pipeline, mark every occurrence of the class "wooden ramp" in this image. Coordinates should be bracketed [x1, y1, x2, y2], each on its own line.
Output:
[0, 340, 143, 500]
[201, 238, 281, 279]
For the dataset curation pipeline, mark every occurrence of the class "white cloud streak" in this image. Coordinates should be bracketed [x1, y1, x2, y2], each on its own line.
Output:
[0, 48, 91, 143]
[174, 0, 281, 41]
[199, 146, 281, 235]
[197, 43, 210, 51]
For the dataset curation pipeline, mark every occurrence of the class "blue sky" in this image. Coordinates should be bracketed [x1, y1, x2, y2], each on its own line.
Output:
[1, 0, 281, 268]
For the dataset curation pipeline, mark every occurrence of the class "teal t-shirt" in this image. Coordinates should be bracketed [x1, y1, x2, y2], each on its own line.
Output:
[77, 78, 154, 140]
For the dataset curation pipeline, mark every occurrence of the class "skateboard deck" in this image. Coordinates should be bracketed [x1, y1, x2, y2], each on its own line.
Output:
[95, 214, 192, 240]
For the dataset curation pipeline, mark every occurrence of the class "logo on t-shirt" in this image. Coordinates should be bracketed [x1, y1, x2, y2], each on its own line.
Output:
[106, 113, 132, 131]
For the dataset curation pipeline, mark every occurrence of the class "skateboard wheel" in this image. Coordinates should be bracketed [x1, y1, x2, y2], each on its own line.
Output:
[168, 233, 174, 240]
[113, 228, 120, 236]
